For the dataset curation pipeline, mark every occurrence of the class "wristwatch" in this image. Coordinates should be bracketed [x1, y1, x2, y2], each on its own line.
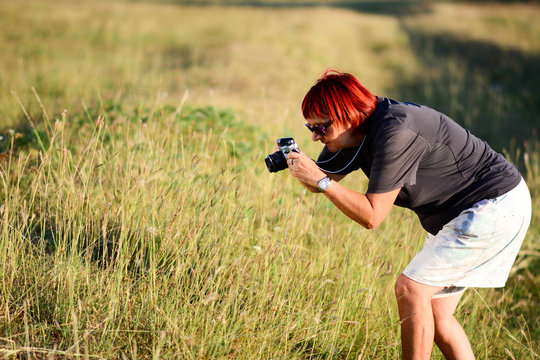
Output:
[317, 176, 332, 192]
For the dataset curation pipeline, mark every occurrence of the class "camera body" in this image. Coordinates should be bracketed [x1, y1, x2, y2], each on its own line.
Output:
[265, 137, 299, 172]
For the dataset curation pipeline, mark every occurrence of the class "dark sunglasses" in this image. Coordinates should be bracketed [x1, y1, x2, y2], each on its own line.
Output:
[305, 121, 332, 136]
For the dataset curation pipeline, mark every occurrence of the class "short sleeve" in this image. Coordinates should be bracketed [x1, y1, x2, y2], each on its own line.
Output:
[367, 120, 429, 193]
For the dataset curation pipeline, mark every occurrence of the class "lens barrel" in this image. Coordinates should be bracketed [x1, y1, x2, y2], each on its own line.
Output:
[265, 151, 288, 172]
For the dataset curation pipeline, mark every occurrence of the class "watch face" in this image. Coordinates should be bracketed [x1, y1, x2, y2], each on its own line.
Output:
[318, 177, 330, 191]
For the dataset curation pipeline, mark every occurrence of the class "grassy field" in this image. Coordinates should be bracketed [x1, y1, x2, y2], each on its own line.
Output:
[0, 0, 539, 358]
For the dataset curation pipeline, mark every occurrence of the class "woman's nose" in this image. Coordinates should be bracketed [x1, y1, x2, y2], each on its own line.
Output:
[312, 132, 321, 141]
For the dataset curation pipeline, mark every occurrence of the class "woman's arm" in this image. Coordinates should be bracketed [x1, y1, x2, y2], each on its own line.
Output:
[295, 173, 345, 192]
[287, 151, 400, 229]
[323, 182, 400, 229]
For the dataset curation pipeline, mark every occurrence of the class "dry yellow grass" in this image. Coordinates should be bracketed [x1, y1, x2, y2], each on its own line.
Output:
[404, 2, 540, 55]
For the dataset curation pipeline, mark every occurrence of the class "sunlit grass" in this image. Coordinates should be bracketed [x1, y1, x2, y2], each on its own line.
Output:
[0, 100, 405, 358]
[0, 95, 537, 358]
[403, 2, 540, 55]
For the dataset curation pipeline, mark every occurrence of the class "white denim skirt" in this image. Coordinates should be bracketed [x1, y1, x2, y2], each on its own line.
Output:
[403, 179, 531, 296]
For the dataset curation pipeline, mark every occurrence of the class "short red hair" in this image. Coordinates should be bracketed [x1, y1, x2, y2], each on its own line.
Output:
[302, 69, 377, 133]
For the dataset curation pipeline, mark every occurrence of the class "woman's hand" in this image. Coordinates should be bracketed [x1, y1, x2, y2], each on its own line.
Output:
[287, 150, 327, 192]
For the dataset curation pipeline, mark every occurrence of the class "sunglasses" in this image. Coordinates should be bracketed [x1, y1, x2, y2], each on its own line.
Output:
[305, 121, 332, 136]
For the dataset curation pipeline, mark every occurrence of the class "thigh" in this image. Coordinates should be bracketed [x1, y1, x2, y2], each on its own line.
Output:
[431, 291, 464, 320]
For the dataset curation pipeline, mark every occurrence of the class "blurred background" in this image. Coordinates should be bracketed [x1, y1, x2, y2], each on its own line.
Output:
[2, 0, 539, 151]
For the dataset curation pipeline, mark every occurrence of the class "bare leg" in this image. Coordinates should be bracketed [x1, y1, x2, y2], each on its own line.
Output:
[395, 274, 443, 360]
[432, 293, 475, 359]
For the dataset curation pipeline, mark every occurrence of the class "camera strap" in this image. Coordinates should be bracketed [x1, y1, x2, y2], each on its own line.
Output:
[315, 137, 365, 174]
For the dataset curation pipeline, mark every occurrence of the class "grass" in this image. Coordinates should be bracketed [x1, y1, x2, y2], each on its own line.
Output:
[0, 0, 539, 358]
[0, 100, 408, 358]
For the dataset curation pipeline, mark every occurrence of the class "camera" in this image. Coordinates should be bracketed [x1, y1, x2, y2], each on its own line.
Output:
[265, 137, 299, 173]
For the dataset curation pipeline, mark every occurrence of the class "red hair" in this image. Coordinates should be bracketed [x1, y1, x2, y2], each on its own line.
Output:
[302, 69, 377, 133]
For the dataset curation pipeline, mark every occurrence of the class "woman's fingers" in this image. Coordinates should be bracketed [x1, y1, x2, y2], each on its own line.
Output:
[286, 151, 326, 189]
[286, 151, 304, 168]
[286, 151, 303, 160]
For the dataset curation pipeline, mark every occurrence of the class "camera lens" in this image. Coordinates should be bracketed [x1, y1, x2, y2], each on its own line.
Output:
[265, 151, 288, 172]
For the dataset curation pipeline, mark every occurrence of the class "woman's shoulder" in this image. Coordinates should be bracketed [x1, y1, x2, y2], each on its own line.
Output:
[376, 97, 434, 120]
[371, 97, 443, 137]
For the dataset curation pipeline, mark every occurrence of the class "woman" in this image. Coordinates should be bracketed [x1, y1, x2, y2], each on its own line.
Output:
[285, 70, 531, 360]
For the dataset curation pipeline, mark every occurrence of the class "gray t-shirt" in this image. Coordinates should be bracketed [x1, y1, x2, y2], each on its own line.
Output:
[316, 97, 521, 234]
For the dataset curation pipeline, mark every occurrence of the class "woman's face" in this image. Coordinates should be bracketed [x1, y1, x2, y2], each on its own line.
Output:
[306, 116, 357, 152]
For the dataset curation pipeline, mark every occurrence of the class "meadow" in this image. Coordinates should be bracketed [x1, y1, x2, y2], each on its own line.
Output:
[0, 0, 539, 358]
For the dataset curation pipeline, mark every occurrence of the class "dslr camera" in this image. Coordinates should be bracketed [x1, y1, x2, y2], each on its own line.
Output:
[265, 137, 299, 173]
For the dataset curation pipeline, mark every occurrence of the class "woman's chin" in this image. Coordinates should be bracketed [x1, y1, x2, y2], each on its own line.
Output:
[326, 143, 338, 152]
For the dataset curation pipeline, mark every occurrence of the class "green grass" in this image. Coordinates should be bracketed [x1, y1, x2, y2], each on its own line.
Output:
[0, 0, 539, 358]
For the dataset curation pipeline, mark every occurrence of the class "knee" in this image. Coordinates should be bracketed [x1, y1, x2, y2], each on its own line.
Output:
[394, 274, 413, 302]
[394, 274, 435, 309]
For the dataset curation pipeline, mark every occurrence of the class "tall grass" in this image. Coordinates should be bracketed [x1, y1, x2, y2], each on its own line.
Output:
[0, 95, 537, 358]
[0, 99, 398, 358]
[0, 0, 539, 358]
